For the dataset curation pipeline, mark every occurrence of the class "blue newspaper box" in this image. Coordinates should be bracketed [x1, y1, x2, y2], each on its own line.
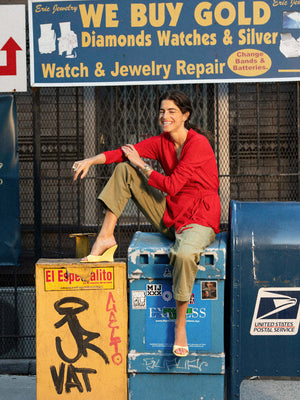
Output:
[128, 231, 227, 400]
[0, 96, 20, 266]
[228, 201, 300, 400]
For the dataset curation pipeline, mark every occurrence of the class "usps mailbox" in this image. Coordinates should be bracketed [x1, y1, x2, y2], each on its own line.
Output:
[228, 201, 300, 400]
[128, 231, 227, 400]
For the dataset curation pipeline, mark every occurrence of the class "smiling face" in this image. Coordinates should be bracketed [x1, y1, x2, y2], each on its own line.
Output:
[159, 99, 190, 135]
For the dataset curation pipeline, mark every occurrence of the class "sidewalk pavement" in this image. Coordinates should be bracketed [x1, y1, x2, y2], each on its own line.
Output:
[1, 374, 300, 400]
[0, 360, 299, 400]
[0, 360, 36, 400]
[0, 375, 36, 400]
[241, 378, 300, 400]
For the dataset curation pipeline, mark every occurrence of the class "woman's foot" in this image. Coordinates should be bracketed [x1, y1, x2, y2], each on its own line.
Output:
[81, 235, 117, 261]
[173, 324, 189, 357]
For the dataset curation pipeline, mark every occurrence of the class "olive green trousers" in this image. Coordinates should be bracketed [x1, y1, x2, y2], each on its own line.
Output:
[99, 163, 216, 302]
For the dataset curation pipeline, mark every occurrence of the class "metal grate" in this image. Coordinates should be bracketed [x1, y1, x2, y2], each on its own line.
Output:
[93, 84, 209, 257]
[0, 287, 35, 359]
[229, 82, 299, 202]
[0, 81, 299, 358]
[15, 81, 300, 263]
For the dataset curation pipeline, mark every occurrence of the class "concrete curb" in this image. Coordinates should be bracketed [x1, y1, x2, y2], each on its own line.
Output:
[0, 360, 36, 375]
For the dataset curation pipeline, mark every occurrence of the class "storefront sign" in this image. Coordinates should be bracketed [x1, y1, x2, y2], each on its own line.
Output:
[29, 1, 300, 86]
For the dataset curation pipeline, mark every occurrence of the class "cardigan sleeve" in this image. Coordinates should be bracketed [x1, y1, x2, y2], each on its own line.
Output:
[103, 135, 161, 164]
[103, 148, 125, 164]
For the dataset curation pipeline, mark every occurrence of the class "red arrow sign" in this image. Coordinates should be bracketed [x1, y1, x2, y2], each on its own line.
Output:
[0, 37, 22, 76]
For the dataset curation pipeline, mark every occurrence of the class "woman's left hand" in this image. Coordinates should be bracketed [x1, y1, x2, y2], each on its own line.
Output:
[121, 144, 144, 169]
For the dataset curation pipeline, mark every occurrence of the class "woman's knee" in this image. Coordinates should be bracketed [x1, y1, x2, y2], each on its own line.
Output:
[114, 162, 131, 175]
[112, 162, 139, 184]
[170, 244, 196, 266]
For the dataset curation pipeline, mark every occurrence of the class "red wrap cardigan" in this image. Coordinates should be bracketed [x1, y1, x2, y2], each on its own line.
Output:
[103, 129, 221, 233]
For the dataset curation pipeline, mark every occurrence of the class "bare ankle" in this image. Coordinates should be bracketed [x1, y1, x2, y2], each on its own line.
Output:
[90, 235, 117, 256]
[175, 319, 186, 329]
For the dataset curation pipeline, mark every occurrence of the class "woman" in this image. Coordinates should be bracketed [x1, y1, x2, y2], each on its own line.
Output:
[72, 90, 221, 357]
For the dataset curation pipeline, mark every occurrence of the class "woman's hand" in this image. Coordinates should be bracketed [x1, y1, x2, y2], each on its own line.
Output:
[121, 144, 144, 170]
[72, 153, 106, 181]
[72, 158, 92, 181]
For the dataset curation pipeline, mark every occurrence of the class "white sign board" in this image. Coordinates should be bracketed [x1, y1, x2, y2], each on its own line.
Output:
[0, 5, 27, 92]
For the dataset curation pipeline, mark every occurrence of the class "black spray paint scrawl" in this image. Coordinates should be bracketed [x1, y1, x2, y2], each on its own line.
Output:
[50, 296, 109, 394]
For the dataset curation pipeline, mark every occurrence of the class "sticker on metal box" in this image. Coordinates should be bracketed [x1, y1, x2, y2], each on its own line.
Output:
[132, 290, 146, 309]
[250, 287, 300, 335]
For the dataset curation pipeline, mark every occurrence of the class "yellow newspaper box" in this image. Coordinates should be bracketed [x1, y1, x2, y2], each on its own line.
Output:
[36, 259, 127, 400]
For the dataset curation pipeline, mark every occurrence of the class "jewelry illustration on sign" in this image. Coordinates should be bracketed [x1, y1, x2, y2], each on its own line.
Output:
[280, 12, 300, 58]
[38, 21, 78, 58]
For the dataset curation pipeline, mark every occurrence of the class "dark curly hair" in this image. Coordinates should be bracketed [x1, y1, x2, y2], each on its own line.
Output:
[158, 90, 214, 148]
